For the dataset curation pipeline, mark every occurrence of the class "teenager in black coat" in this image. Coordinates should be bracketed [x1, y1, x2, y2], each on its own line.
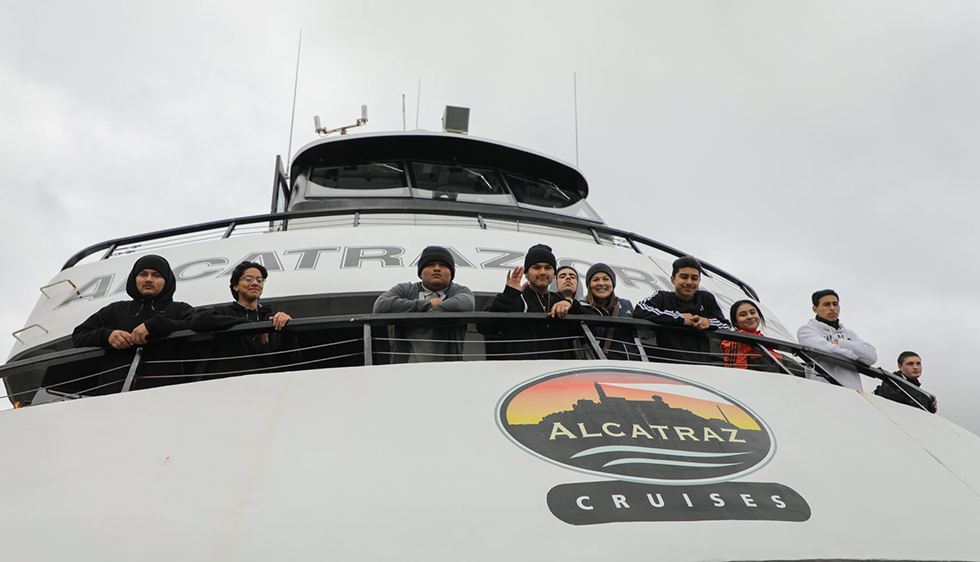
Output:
[72, 254, 194, 393]
[191, 261, 298, 377]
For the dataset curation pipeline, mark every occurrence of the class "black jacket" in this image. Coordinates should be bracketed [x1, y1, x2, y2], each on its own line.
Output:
[71, 254, 194, 394]
[874, 372, 937, 413]
[480, 286, 583, 361]
[191, 302, 299, 377]
[582, 298, 642, 361]
[634, 290, 731, 365]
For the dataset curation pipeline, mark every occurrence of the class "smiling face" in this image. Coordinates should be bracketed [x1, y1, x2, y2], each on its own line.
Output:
[135, 269, 165, 298]
[235, 267, 265, 305]
[526, 263, 555, 294]
[557, 269, 578, 298]
[899, 355, 923, 379]
[670, 267, 701, 300]
[589, 272, 614, 301]
[813, 295, 840, 322]
[421, 261, 451, 292]
[734, 302, 761, 332]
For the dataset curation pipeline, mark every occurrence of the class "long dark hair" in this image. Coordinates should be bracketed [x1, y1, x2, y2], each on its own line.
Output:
[729, 299, 765, 331]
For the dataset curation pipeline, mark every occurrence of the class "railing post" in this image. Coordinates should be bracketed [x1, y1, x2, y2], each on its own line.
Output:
[363, 323, 373, 366]
[757, 345, 793, 376]
[121, 348, 143, 393]
[795, 350, 843, 386]
[634, 335, 649, 362]
[580, 322, 606, 360]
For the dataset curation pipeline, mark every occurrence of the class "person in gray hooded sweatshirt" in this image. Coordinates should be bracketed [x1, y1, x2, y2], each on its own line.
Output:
[797, 289, 877, 391]
[72, 254, 195, 393]
[373, 246, 475, 362]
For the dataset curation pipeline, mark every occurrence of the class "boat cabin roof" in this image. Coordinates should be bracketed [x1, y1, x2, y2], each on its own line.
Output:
[285, 131, 603, 224]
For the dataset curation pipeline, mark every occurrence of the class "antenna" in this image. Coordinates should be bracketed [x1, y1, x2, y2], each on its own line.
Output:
[573, 72, 580, 167]
[415, 78, 422, 129]
[402, 94, 406, 131]
[285, 31, 303, 174]
[314, 105, 369, 136]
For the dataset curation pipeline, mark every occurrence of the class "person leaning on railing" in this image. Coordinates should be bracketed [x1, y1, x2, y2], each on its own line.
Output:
[372, 245, 475, 363]
[71, 254, 194, 393]
[873, 351, 937, 413]
[634, 256, 731, 365]
[797, 289, 877, 392]
[190, 261, 298, 377]
[479, 243, 583, 361]
[721, 299, 782, 371]
[581, 263, 642, 361]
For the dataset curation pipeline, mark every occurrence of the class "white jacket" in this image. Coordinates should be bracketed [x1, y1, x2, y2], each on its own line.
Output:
[797, 318, 877, 391]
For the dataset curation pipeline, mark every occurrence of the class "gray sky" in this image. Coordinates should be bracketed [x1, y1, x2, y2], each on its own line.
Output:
[1, 0, 978, 431]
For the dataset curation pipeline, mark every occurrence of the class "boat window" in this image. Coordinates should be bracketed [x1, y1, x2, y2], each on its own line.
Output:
[410, 162, 515, 205]
[306, 162, 410, 198]
[506, 173, 602, 222]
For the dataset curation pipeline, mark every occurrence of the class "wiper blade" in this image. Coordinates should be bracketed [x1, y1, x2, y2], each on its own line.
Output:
[369, 162, 404, 174]
[539, 178, 571, 202]
[463, 167, 495, 192]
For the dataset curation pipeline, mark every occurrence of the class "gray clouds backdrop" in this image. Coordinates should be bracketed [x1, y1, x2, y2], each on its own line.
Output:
[1, 0, 977, 431]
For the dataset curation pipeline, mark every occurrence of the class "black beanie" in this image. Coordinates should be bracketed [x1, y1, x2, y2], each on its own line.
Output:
[417, 246, 455, 279]
[586, 263, 616, 288]
[524, 244, 557, 270]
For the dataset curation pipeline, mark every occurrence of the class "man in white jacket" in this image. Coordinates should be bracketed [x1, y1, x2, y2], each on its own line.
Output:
[797, 289, 877, 391]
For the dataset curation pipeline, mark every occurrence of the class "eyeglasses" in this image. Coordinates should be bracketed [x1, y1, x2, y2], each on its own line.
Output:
[241, 276, 265, 284]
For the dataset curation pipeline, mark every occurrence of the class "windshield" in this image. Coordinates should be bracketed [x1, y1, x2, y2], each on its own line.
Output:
[306, 162, 410, 197]
[506, 173, 602, 222]
[410, 162, 515, 205]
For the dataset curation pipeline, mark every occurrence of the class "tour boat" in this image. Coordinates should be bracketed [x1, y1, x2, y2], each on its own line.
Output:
[1, 107, 976, 561]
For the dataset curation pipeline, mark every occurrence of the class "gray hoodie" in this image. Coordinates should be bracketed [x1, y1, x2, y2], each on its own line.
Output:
[373, 281, 475, 363]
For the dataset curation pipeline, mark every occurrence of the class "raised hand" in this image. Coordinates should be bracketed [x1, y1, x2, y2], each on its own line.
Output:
[506, 266, 528, 291]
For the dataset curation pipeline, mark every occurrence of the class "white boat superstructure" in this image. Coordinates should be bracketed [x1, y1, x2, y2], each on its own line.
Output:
[1, 118, 975, 561]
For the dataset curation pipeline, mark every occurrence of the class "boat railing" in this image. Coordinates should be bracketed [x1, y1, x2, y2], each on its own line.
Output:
[0, 313, 931, 412]
[61, 206, 759, 300]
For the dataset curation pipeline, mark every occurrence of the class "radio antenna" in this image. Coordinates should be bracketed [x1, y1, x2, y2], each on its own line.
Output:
[415, 78, 422, 129]
[573, 72, 580, 167]
[285, 30, 303, 173]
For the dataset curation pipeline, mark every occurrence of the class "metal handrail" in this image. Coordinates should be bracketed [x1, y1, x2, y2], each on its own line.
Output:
[59, 206, 758, 300]
[1, 313, 929, 408]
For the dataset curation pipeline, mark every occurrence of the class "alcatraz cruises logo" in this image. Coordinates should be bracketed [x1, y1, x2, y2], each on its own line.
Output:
[496, 367, 810, 525]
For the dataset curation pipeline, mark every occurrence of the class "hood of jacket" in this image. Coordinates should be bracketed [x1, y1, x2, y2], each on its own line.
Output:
[126, 254, 177, 304]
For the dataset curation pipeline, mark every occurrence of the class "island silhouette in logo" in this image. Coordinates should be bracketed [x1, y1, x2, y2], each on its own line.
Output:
[500, 369, 772, 482]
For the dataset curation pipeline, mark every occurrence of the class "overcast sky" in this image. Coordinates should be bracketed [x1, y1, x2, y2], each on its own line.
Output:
[1, 0, 978, 431]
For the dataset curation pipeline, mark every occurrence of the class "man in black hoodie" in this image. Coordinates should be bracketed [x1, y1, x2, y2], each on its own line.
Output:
[191, 261, 298, 377]
[874, 351, 938, 413]
[635, 256, 731, 365]
[72, 254, 194, 393]
[481, 243, 583, 360]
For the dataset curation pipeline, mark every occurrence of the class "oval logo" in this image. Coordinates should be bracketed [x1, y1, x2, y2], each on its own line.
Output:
[496, 367, 775, 485]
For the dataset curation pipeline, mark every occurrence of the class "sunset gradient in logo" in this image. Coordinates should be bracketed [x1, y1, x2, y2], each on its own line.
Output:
[505, 370, 760, 431]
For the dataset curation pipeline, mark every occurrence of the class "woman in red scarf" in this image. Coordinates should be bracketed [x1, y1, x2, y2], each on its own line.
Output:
[722, 300, 781, 370]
